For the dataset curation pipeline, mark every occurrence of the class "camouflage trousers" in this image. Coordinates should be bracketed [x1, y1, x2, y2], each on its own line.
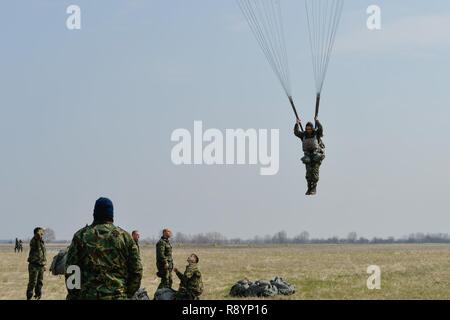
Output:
[302, 151, 324, 184]
[27, 264, 44, 299]
[157, 270, 173, 290]
[305, 163, 321, 183]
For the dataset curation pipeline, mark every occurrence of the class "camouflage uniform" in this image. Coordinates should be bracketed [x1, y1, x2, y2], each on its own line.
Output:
[65, 222, 142, 300]
[26, 236, 46, 299]
[175, 263, 203, 300]
[156, 237, 173, 289]
[134, 239, 140, 255]
[294, 120, 325, 192]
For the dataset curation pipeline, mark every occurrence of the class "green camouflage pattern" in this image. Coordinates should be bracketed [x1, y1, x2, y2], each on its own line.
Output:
[27, 236, 46, 266]
[156, 237, 173, 269]
[294, 120, 325, 184]
[27, 264, 44, 299]
[65, 222, 142, 300]
[302, 152, 325, 183]
[134, 239, 140, 255]
[305, 162, 320, 183]
[156, 237, 173, 289]
[157, 270, 173, 290]
[175, 264, 203, 300]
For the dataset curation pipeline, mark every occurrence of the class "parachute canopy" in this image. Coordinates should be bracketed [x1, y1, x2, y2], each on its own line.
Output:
[237, 0, 344, 122]
[305, 0, 344, 96]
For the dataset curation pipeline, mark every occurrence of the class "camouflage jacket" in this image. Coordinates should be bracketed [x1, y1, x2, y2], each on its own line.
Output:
[65, 222, 143, 300]
[176, 264, 203, 297]
[156, 237, 173, 271]
[27, 236, 46, 266]
[294, 120, 325, 152]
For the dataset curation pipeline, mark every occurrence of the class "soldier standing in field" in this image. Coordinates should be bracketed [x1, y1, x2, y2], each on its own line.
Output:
[174, 254, 203, 300]
[131, 230, 140, 255]
[18, 239, 23, 252]
[156, 228, 173, 290]
[26, 227, 46, 300]
[65, 197, 143, 300]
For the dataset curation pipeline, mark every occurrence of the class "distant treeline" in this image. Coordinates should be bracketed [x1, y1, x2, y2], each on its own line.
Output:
[141, 231, 450, 245]
[3, 231, 450, 245]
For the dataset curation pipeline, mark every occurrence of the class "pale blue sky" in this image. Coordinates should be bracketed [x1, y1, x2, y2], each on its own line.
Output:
[1, 0, 449, 240]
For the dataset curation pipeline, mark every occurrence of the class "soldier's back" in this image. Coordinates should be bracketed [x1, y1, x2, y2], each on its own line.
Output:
[67, 223, 142, 300]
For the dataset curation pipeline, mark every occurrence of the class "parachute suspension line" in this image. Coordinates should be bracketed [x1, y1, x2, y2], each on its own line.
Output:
[237, 0, 291, 97]
[305, 0, 344, 118]
[237, 0, 302, 125]
[289, 96, 303, 131]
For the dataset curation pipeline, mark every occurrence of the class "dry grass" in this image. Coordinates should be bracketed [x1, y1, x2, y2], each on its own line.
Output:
[1, 244, 450, 300]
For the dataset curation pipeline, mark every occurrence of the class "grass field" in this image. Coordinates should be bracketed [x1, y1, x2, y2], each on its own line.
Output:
[1, 243, 450, 300]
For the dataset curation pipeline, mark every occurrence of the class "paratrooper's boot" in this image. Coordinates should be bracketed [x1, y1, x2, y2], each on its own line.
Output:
[26, 292, 33, 300]
[310, 182, 317, 195]
[305, 181, 312, 195]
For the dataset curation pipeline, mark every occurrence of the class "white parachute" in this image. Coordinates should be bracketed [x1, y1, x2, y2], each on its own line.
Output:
[237, 0, 301, 124]
[237, 0, 344, 123]
[305, 0, 344, 118]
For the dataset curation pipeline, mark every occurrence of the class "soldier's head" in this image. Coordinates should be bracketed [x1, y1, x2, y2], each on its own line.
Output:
[162, 228, 172, 239]
[188, 253, 199, 264]
[132, 230, 140, 242]
[93, 197, 114, 223]
[305, 122, 314, 136]
[33, 227, 44, 239]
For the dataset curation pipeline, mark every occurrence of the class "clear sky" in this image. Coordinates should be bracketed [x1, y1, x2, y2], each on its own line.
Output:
[1, 0, 449, 240]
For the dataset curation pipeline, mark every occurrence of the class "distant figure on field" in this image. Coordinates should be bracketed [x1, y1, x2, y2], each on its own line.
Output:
[156, 228, 173, 290]
[26, 228, 46, 300]
[174, 253, 203, 300]
[18, 239, 23, 252]
[66, 197, 142, 300]
[132, 230, 140, 255]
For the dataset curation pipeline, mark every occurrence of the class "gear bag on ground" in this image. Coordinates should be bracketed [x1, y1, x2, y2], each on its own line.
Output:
[154, 288, 177, 300]
[131, 288, 150, 300]
[229, 277, 295, 297]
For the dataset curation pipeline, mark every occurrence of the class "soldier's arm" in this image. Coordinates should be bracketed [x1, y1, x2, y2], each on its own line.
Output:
[176, 269, 187, 282]
[30, 238, 36, 251]
[156, 242, 168, 266]
[65, 235, 81, 300]
[42, 242, 47, 264]
[294, 123, 304, 140]
[126, 238, 143, 298]
[28, 238, 37, 262]
[315, 120, 323, 137]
